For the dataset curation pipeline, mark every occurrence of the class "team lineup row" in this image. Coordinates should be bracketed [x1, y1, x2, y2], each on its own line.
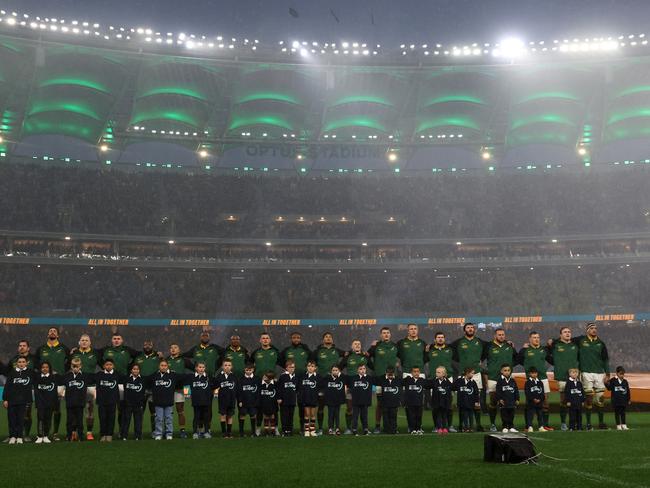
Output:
[1, 322, 628, 444]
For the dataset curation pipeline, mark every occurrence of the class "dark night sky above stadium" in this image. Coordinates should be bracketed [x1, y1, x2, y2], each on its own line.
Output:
[5, 0, 650, 44]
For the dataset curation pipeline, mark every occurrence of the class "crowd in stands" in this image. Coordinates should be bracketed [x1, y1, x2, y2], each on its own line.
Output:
[1, 164, 649, 239]
[0, 264, 647, 318]
[3, 236, 645, 266]
[0, 162, 649, 371]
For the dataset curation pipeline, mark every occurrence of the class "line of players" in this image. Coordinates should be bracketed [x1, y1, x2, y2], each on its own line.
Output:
[0, 321, 632, 443]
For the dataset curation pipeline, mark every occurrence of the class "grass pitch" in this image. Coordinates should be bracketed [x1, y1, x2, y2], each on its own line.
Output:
[0, 406, 648, 488]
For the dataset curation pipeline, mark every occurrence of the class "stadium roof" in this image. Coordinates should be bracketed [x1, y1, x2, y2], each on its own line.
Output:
[2, 22, 650, 170]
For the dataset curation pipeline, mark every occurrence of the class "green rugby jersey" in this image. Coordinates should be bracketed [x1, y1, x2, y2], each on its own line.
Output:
[184, 344, 223, 376]
[251, 346, 280, 377]
[167, 355, 189, 374]
[222, 346, 249, 376]
[134, 352, 161, 377]
[279, 345, 310, 375]
[70, 348, 99, 374]
[368, 341, 398, 376]
[485, 341, 516, 381]
[101, 345, 136, 376]
[451, 336, 485, 373]
[549, 340, 579, 382]
[576, 335, 609, 374]
[313, 345, 344, 377]
[518, 345, 549, 379]
[37, 342, 69, 374]
[343, 351, 368, 376]
[426, 345, 454, 378]
[396, 338, 426, 371]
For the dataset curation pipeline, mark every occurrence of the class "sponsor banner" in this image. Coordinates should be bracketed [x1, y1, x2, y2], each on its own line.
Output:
[0, 313, 644, 327]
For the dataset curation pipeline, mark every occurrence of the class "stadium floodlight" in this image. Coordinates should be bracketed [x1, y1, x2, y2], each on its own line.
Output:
[552, 239, 558, 243]
[0, 136, 3, 143]
[482, 150, 491, 160]
[361, 242, 368, 246]
[578, 147, 588, 156]
[265, 242, 272, 246]
[198, 149, 208, 158]
[64, 236, 71, 241]
[387, 152, 398, 162]
[296, 154, 304, 160]
[99, 144, 109, 152]
[168, 240, 175, 244]
[456, 241, 462, 245]
[493, 37, 527, 58]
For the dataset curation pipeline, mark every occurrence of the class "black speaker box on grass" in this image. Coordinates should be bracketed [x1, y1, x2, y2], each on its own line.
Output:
[484, 433, 537, 463]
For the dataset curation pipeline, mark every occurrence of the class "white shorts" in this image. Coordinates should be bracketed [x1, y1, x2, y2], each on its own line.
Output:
[557, 381, 566, 393]
[581, 372, 606, 392]
[487, 380, 497, 393]
[86, 386, 96, 402]
[472, 372, 483, 390]
[57, 385, 66, 397]
[118, 384, 124, 401]
[375, 386, 383, 395]
[174, 391, 185, 403]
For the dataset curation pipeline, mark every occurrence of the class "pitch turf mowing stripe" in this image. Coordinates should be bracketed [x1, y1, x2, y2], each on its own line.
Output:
[540, 464, 650, 488]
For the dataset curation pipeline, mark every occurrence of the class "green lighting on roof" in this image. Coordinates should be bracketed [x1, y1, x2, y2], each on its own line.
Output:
[515, 91, 580, 104]
[420, 95, 485, 108]
[607, 108, 650, 125]
[507, 132, 570, 145]
[608, 126, 650, 139]
[323, 117, 387, 132]
[330, 95, 393, 107]
[613, 85, 650, 98]
[229, 115, 293, 131]
[416, 116, 479, 133]
[27, 102, 101, 121]
[23, 120, 94, 140]
[131, 110, 200, 127]
[138, 86, 208, 101]
[236, 92, 301, 105]
[39, 77, 110, 94]
[510, 114, 576, 131]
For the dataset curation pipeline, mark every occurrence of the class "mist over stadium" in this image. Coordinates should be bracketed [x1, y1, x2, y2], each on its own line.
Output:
[0, 1, 649, 485]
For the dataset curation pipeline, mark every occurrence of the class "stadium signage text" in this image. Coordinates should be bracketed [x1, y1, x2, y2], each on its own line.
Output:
[87, 318, 129, 326]
[504, 316, 543, 323]
[427, 317, 465, 325]
[244, 144, 386, 160]
[261, 319, 301, 326]
[0, 317, 29, 325]
[2, 313, 648, 327]
[170, 319, 210, 327]
[595, 314, 635, 321]
[339, 319, 377, 326]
